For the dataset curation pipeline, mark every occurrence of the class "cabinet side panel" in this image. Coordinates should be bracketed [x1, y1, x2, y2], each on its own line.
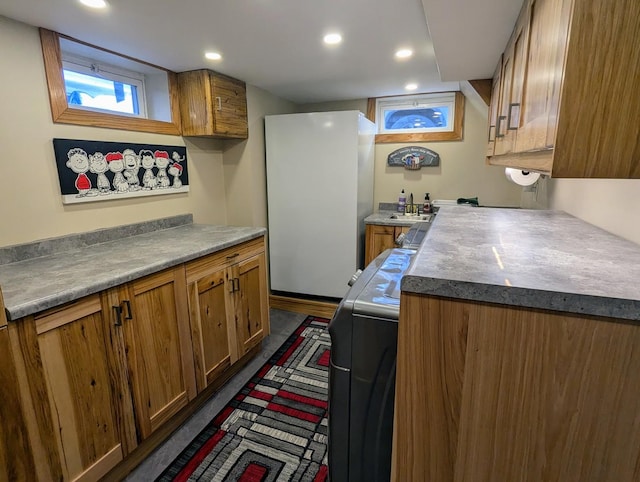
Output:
[554, 0, 640, 177]
[392, 294, 469, 481]
[456, 304, 640, 481]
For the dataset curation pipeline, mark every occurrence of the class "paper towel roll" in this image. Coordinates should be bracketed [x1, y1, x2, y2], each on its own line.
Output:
[505, 167, 540, 186]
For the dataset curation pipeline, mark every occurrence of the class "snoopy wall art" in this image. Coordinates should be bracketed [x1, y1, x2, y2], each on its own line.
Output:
[53, 139, 189, 204]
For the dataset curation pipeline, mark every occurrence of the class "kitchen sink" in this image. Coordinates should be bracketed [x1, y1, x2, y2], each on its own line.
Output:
[389, 214, 432, 221]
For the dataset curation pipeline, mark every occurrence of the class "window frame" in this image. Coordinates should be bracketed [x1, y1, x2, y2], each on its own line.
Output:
[40, 28, 181, 135]
[62, 56, 148, 118]
[366, 91, 465, 143]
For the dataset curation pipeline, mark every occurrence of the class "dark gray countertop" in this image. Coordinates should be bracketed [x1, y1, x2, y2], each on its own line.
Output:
[0, 217, 266, 321]
[401, 206, 640, 321]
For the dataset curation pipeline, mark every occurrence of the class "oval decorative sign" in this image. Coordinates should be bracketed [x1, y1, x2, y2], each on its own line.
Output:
[387, 146, 440, 170]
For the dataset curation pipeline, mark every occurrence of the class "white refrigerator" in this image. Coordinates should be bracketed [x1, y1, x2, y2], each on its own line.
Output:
[265, 110, 375, 299]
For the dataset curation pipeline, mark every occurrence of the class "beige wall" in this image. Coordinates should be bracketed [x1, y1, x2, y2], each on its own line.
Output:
[547, 179, 640, 245]
[223, 86, 297, 228]
[0, 17, 227, 247]
[300, 88, 523, 209]
[0, 16, 296, 249]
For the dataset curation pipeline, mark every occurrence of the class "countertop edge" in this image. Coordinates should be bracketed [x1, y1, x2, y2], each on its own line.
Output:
[4, 227, 266, 321]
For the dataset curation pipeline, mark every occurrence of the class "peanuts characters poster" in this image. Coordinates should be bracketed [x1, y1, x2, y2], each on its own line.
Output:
[53, 139, 189, 204]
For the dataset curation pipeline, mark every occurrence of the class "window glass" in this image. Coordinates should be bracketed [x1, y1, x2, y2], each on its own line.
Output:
[377, 93, 456, 134]
[63, 66, 141, 116]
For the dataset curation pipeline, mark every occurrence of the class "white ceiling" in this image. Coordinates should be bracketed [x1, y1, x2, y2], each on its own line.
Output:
[0, 0, 522, 104]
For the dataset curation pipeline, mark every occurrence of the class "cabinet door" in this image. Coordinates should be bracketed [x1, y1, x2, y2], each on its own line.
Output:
[210, 73, 248, 138]
[120, 267, 196, 440]
[188, 266, 234, 392]
[0, 327, 37, 482]
[493, 6, 530, 156]
[516, 0, 571, 152]
[232, 252, 269, 357]
[34, 294, 124, 482]
[365, 225, 397, 265]
[486, 59, 503, 157]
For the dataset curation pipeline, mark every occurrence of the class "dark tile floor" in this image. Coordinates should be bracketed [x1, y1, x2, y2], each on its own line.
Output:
[125, 308, 309, 481]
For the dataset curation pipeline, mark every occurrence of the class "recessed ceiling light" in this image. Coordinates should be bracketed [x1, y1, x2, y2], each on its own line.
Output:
[79, 0, 108, 9]
[405, 83, 418, 91]
[395, 49, 413, 59]
[323, 33, 342, 45]
[205, 52, 222, 60]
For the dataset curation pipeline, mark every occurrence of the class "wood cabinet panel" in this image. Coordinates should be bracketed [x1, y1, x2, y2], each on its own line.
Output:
[178, 69, 248, 139]
[365, 224, 410, 265]
[487, 0, 640, 178]
[121, 267, 196, 439]
[0, 326, 37, 482]
[187, 238, 269, 392]
[233, 252, 269, 357]
[189, 267, 233, 391]
[393, 293, 640, 481]
[36, 299, 123, 482]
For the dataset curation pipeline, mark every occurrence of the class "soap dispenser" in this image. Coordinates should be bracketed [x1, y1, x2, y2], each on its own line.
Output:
[423, 193, 432, 214]
[397, 189, 406, 213]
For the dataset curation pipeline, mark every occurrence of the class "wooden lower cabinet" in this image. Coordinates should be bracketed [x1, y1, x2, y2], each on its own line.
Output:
[0, 237, 269, 480]
[365, 224, 410, 265]
[119, 266, 196, 440]
[0, 322, 37, 482]
[187, 237, 269, 392]
[6, 291, 134, 482]
[393, 293, 640, 481]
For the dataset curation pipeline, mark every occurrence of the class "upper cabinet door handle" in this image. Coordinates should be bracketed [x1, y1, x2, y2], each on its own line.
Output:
[507, 103, 521, 130]
[496, 115, 506, 138]
[216, 96, 222, 111]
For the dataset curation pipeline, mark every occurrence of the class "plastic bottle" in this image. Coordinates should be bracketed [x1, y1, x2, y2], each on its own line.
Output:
[397, 189, 406, 213]
[423, 193, 432, 214]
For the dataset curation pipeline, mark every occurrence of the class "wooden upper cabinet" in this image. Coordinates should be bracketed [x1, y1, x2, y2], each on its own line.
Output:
[486, 0, 640, 178]
[119, 266, 196, 440]
[494, 6, 529, 156]
[177, 69, 248, 139]
[486, 59, 503, 158]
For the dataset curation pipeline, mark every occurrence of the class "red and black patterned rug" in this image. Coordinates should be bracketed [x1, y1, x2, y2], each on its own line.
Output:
[157, 315, 330, 482]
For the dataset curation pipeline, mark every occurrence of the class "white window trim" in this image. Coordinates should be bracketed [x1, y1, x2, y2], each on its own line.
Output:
[62, 54, 148, 118]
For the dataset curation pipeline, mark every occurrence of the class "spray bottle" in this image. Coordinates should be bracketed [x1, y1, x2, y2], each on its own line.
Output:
[423, 193, 432, 214]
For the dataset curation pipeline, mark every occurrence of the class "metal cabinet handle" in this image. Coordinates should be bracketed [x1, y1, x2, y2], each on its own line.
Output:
[488, 125, 496, 142]
[216, 96, 222, 111]
[123, 300, 133, 320]
[226, 253, 239, 260]
[507, 103, 520, 130]
[496, 115, 506, 138]
[234, 278, 240, 292]
[228, 279, 235, 293]
[113, 305, 123, 327]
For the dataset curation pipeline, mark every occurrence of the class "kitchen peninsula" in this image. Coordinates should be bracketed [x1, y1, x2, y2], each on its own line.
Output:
[0, 215, 269, 481]
[393, 207, 640, 481]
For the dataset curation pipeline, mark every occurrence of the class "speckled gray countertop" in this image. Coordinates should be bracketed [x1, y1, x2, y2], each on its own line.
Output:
[0, 216, 266, 321]
[402, 206, 640, 321]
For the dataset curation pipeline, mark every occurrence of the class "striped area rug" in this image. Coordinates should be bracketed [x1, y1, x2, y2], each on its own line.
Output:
[157, 316, 330, 482]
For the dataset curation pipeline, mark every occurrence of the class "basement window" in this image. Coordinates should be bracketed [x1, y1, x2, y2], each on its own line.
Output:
[40, 29, 181, 135]
[62, 56, 147, 118]
[367, 91, 464, 143]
